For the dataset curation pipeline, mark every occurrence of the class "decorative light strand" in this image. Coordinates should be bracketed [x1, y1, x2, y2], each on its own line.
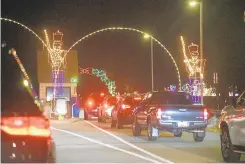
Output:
[181, 36, 195, 76]
[44, 30, 67, 100]
[79, 67, 116, 96]
[8, 48, 38, 100]
[1, 17, 47, 48]
[68, 27, 182, 90]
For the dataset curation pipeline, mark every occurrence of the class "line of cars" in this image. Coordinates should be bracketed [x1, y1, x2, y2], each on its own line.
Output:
[83, 90, 245, 162]
[83, 91, 210, 142]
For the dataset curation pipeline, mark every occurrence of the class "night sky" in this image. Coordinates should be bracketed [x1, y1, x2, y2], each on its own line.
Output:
[2, 0, 245, 99]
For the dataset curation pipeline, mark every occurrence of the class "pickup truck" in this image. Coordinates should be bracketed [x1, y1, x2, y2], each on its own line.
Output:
[220, 91, 245, 162]
[132, 91, 208, 142]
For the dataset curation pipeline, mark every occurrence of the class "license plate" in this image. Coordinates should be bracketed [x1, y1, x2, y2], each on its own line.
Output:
[177, 122, 188, 127]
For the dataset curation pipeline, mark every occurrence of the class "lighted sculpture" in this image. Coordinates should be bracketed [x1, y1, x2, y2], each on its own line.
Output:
[44, 30, 67, 100]
[181, 36, 206, 103]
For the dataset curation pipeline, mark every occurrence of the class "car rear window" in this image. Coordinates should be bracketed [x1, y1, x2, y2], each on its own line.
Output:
[2, 51, 41, 116]
[123, 97, 137, 105]
[107, 97, 117, 105]
[151, 92, 192, 105]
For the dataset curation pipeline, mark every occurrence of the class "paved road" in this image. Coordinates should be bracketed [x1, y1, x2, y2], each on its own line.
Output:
[51, 118, 245, 163]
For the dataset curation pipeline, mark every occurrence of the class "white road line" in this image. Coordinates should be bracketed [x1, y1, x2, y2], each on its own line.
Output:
[84, 120, 175, 164]
[51, 127, 162, 163]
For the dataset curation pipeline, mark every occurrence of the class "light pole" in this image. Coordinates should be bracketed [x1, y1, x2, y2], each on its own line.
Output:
[189, 0, 204, 104]
[144, 34, 154, 92]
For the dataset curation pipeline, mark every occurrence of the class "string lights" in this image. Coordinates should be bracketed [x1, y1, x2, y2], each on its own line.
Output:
[8, 48, 39, 102]
[79, 67, 116, 96]
[67, 27, 182, 90]
[180, 36, 216, 101]
[44, 30, 67, 99]
[0, 18, 47, 48]
[1, 18, 182, 96]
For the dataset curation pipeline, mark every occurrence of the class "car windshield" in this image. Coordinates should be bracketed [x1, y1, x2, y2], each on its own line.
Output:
[150, 92, 192, 105]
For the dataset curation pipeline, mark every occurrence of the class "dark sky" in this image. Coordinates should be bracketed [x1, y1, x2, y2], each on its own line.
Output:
[2, 0, 245, 96]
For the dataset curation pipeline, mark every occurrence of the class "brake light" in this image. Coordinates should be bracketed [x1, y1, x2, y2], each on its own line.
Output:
[134, 97, 141, 101]
[1, 116, 51, 137]
[122, 104, 130, 109]
[157, 108, 162, 119]
[204, 108, 208, 120]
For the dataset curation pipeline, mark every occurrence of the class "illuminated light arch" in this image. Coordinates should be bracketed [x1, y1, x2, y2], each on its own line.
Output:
[79, 67, 116, 96]
[67, 27, 182, 90]
[0, 17, 47, 48]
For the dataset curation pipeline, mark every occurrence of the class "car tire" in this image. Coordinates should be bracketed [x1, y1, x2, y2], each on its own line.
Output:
[47, 153, 56, 163]
[47, 145, 56, 163]
[193, 131, 205, 142]
[221, 126, 241, 162]
[116, 117, 123, 129]
[98, 111, 102, 122]
[111, 119, 116, 128]
[84, 110, 88, 120]
[147, 120, 158, 141]
[173, 131, 182, 137]
[132, 117, 141, 136]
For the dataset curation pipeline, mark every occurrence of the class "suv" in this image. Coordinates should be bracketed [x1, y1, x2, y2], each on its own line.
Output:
[98, 96, 118, 122]
[111, 96, 141, 129]
[83, 92, 105, 120]
[132, 91, 208, 141]
[220, 91, 245, 162]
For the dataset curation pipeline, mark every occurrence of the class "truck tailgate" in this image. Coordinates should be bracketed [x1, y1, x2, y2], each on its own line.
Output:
[159, 105, 205, 122]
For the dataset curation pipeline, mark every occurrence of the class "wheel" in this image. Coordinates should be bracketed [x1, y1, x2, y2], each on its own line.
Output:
[98, 111, 102, 122]
[221, 126, 241, 162]
[47, 153, 56, 163]
[116, 117, 123, 129]
[193, 131, 205, 142]
[111, 120, 116, 128]
[173, 131, 182, 137]
[84, 110, 88, 120]
[132, 117, 141, 136]
[147, 119, 158, 141]
[47, 143, 56, 163]
[98, 116, 102, 122]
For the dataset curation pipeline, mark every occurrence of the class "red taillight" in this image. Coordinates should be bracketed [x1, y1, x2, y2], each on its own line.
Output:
[204, 108, 208, 120]
[134, 97, 141, 101]
[157, 108, 162, 119]
[122, 104, 130, 109]
[1, 116, 50, 137]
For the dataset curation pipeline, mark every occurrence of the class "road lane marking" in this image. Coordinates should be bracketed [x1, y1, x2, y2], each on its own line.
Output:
[51, 127, 163, 163]
[84, 120, 175, 164]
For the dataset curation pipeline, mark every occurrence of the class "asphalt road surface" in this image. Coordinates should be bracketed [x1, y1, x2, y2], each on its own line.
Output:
[51, 118, 245, 163]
